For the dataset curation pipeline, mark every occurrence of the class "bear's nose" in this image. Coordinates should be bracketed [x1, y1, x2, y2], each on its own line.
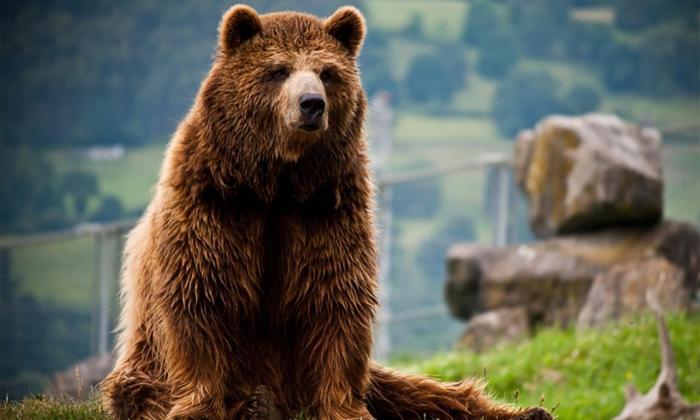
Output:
[299, 93, 325, 119]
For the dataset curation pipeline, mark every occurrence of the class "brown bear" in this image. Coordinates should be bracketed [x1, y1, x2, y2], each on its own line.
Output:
[100, 4, 552, 420]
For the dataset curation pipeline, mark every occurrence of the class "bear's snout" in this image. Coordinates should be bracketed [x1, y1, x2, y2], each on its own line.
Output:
[283, 71, 328, 134]
[299, 93, 325, 131]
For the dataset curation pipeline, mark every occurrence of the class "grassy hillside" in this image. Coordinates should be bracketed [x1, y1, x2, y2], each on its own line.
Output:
[3, 313, 698, 419]
[393, 313, 700, 420]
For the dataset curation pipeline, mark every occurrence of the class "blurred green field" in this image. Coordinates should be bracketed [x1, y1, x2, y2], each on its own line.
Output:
[364, 0, 468, 41]
[47, 145, 164, 214]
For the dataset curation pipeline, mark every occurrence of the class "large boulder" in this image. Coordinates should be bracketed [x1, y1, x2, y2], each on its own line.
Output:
[456, 306, 530, 352]
[577, 258, 690, 330]
[446, 242, 600, 327]
[445, 220, 700, 326]
[515, 114, 663, 237]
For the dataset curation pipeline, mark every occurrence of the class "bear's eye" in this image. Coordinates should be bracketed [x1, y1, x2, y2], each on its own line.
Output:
[267, 67, 289, 82]
[320, 68, 336, 84]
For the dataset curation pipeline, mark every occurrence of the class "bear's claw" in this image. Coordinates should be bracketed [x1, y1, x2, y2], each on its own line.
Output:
[245, 386, 282, 420]
[515, 407, 554, 420]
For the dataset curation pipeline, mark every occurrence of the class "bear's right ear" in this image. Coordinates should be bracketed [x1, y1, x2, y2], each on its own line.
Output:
[218, 5, 262, 54]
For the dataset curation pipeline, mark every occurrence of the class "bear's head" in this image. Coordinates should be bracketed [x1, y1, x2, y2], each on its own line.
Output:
[200, 5, 367, 166]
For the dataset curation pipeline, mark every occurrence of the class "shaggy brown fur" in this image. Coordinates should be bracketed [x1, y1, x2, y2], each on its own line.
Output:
[101, 5, 552, 419]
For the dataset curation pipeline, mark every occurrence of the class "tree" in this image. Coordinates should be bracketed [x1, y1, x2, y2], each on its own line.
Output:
[90, 195, 125, 222]
[564, 22, 613, 63]
[392, 178, 442, 219]
[416, 216, 475, 281]
[0, 148, 70, 234]
[359, 30, 398, 97]
[492, 69, 567, 137]
[61, 172, 99, 217]
[462, 0, 501, 48]
[400, 13, 425, 40]
[638, 26, 700, 94]
[508, 0, 570, 58]
[614, 0, 699, 32]
[564, 84, 601, 114]
[600, 41, 643, 93]
[476, 28, 518, 79]
[404, 49, 467, 104]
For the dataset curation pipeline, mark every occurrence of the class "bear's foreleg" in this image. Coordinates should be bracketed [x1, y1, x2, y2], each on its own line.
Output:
[290, 204, 378, 419]
[153, 212, 264, 419]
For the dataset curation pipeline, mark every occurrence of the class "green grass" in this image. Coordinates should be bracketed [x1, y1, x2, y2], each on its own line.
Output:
[0, 397, 107, 420]
[392, 313, 700, 420]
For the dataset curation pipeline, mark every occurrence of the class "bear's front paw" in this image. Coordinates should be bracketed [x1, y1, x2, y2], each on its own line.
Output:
[245, 385, 282, 420]
[515, 407, 553, 420]
[166, 393, 224, 420]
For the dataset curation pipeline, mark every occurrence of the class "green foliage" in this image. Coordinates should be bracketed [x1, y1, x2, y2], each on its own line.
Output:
[359, 29, 398, 97]
[399, 313, 700, 420]
[563, 84, 602, 115]
[61, 172, 99, 217]
[392, 177, 442, 219]
[0, 148, 70, 234]
[461, 0, 501, 48]
[491, 69, 568, 138]
[508, 0, 570, 58]
[399, 13, 425, 40]
[614, 0, 699, 32]
[416, 216, 475, 281]
[462, 1, 519, 80]
[0, 0, 357, 150]
[476, 29, 519, 79]
[89, 195, 125, 222]
[599, 25, 700, 95]
[564, 22, 614, 63]
[404, 49, 467, 104]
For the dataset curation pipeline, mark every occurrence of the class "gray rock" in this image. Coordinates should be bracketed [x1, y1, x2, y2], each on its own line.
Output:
[445, 220, 700, 327]
[514, 114, 662, 237]
[577, 258, 690, 330]
[456, 306, 530, 352]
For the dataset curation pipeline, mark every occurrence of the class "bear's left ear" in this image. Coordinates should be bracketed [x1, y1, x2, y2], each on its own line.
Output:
[219, 4, 262, 54]
[324, 6, 366, 57]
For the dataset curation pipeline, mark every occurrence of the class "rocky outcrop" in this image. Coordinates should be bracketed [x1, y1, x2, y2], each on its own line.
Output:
[456, 306, 530, 352]
[515, 114, 663, 237]
[577, 258, 690, 329]
[446, 242, 598, 325]
[445, 220, 700, 327]
[445, 113, 699, 352]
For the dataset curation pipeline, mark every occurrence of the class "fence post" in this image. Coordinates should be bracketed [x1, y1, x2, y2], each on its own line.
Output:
[0, 249, 10, 304]
[96, 231, 118, 355]
[492, 162, 511, 247]
[369, 91, 394, 361]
